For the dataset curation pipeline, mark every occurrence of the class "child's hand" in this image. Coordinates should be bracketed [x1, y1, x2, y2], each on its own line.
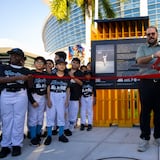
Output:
[65, 100, 69, 107]
[32, 102, 39, 108]
[47, 99, 52, 108]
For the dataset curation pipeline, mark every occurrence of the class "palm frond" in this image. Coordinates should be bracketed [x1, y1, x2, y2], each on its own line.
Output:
[49, 0, 68, 20]
[101, 0, 116, 18]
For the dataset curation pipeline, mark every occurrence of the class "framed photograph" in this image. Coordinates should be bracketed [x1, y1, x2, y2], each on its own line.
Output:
[91, 38, 146, 89]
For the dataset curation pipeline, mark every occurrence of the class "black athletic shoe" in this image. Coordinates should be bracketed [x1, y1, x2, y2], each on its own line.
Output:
[80, 124, 85, 131]
[59, 135, 69, 143]
[64, 129, 72, 136]
[0, 147, 11, 158]
[30, 137, 40, 146]
[87, 124, 92, 131]
[0, 133, 2, 142]
[36, 134, 41, 143]
[27, 131, 31, 139]
[41, 130, 47, 137]
[44, 136, 52, 145]
[12, 146, 21, 157]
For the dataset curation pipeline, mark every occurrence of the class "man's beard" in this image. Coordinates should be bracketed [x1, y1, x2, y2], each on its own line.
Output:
[148, 38, 157, 46]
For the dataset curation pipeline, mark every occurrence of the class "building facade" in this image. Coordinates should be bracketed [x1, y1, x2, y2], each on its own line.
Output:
[42, 4, 86, 58]
[42, 0, 160, 60]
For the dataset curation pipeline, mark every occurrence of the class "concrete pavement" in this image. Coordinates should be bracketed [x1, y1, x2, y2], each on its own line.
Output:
[1, 127, 159, 160]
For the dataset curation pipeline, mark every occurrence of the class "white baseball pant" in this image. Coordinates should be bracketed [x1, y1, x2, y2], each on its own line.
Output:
[0, 89, 28, 147]
[28, 93, 46, 127]
[80, 96, 93, 125]
[69, 100, 79, 129]
[46, 92, 66, 127]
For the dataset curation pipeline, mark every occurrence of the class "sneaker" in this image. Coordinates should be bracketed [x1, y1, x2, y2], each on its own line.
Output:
[27, 131, 31, 139]
[30, 137, 40, 146]
[0, 147, 11, 158]
[154, 138, 160, 145]
[87, 124, 92, 131]
[80, 124, 85, 131]
[64, 129, 72, 136]
[137, 139, 149, 152]
[44, 136, 52, 145]
[0, 133, 2, 142]
[12, 146, 21, 157]
[36, 134, 41, 143]
[41, 130, 47, 137]
[59, 135, 69, 143]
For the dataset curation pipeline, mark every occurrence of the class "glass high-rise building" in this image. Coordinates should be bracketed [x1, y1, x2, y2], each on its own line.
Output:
[42, 0, 160, 56]
[42, 4, 85, 56]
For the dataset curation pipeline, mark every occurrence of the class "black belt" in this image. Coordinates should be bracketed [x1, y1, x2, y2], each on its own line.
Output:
[50, 90, 65, 93]
[32, 91, 46, 96]
[83, 94, 92, 97]
[6, 88, 24, 92]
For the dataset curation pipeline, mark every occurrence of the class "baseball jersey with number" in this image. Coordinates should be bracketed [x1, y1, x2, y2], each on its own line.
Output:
[48, 73, 70, 92]
[0, 64, 31, 90]
[82, 79, 96, 97]
[27, 70, 48, 104]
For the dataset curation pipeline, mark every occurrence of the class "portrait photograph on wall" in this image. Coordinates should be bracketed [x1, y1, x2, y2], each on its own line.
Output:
[68, 44, 85, 65]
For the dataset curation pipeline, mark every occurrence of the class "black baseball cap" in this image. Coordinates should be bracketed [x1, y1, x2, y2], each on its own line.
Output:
[56, 58, 67, 65]
[7, 48, 26, 60]
[71, 57, 80, 64]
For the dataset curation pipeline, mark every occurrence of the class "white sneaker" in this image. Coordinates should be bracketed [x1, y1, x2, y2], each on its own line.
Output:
[137, 139, 149, 152]
[154, 138, 160, 145]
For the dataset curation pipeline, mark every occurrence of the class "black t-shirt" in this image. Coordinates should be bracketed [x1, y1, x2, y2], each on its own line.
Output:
[48, 72, 70, 92]
[69, 69, 83, 100]
[82, 79, 96, 97]
[0, 64, 31, 91]
[30, 70, 48, 95]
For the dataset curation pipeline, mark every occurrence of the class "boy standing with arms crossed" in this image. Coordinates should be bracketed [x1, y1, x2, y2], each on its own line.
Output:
[67, 58, 83, 133]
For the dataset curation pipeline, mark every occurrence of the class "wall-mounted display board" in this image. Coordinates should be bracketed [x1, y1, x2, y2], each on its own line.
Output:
[91, 38, 146, 89]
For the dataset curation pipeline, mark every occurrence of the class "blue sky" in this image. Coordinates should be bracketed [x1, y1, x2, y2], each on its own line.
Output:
[0, 0, 49, 54]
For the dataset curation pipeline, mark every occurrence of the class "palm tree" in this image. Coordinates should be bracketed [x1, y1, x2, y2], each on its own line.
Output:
[48, 0, 116, 21]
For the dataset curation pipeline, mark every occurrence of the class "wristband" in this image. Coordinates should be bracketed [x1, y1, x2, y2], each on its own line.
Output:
[151, 54, 154, 59]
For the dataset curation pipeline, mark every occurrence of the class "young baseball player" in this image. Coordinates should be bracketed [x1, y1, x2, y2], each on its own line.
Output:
[67, 58, 83, 133]
[27, 56, 47, 146]
[52, 51, 67, 74]
[42, 52, 68, 137]
[44, 58, 70, 145]
[46, 59, 54, 74]
[80, 70, 96, 131]
[0, 48, 31, 158]
[52, 51, 68, 135]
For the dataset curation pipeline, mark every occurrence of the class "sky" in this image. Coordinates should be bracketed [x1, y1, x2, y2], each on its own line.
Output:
[0, 0, 50, 56]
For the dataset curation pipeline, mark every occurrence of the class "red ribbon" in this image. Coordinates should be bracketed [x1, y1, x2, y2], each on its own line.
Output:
[33, 73, 160, 80]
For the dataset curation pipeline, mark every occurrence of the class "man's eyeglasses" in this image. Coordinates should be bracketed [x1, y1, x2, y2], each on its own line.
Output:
[146, 32, 156, 37]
